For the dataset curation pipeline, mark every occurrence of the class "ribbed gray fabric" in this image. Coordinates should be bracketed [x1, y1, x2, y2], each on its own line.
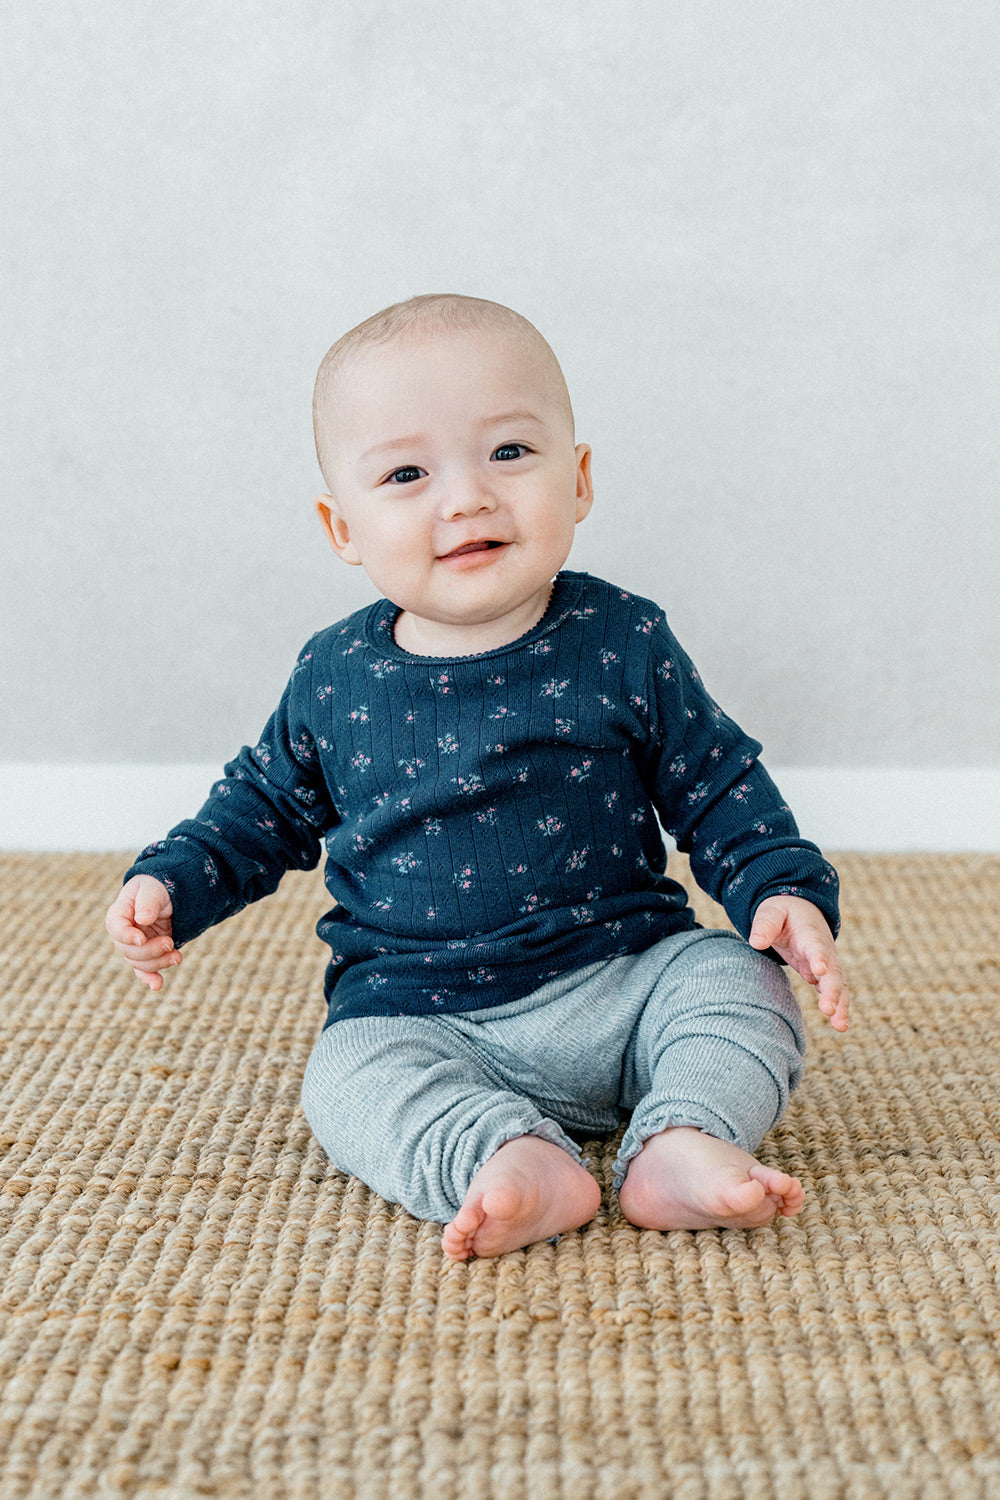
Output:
[301, 928, 805, 1221]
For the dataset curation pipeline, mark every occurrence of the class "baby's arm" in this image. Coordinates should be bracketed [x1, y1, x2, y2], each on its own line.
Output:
[105, 875, 183, 992]
[749, 894, 849, 1031]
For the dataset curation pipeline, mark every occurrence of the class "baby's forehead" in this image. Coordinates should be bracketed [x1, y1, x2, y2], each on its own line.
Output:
[333, 324, 556, 411]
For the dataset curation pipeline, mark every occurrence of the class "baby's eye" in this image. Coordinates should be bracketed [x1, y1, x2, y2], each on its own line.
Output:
[384, 466, 426, 485]
[491, 443, 530, 462]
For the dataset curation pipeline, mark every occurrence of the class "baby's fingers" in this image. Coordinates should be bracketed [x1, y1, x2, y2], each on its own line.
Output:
[126, 948, 182, 973]
[135, 968, 166, 992]
[135, 896, 170, 927]
[126, 950, 182, 986]
[106, 905, 145, 947]
[107, 877, 173, 943]
[814, 961, 849, 1032]
[114, 933, 177, 964]
[748, 911, 784, 951]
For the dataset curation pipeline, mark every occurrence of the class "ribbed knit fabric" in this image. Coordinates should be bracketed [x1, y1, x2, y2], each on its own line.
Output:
[300, 929, 805, 1220]
[126, 572, 839, 1023]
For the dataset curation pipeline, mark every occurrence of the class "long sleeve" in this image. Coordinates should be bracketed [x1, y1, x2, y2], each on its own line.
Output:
[640, 613, 840, 941]
[125, 641, 336, 946]
[121, 575, 840, 1024]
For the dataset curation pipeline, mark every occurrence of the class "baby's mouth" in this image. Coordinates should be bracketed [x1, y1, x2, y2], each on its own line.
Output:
[441, 539, 506, 559]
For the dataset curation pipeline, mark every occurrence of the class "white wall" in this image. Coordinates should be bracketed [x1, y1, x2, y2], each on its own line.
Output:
[3, 2, 998, 847]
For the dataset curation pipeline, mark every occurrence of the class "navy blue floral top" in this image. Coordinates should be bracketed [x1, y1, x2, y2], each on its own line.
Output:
[127, 572, 839, 1025]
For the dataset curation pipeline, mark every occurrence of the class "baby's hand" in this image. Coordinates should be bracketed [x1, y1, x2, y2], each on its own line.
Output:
[749, 894, 849, 1032]
[105, 875, 182, 992]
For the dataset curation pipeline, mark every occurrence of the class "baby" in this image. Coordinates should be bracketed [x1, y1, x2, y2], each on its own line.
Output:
[106, 294, 849, 1261]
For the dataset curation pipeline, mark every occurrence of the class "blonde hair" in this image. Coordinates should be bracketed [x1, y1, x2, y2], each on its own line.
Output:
[312, 294, 573, 485]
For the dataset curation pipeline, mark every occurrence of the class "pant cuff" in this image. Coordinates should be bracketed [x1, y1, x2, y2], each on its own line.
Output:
[479, 1116, 585, 1179]
[612, 1103, 736, 1192]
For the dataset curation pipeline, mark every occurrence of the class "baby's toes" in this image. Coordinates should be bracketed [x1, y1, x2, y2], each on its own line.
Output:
[750, 1164, 804, 1217]
[778, 1177, 805, 1216]
[719, 1175, 769, 1218]
[442, 1198, 486, 1260]
[441, 1223, 474, 1260]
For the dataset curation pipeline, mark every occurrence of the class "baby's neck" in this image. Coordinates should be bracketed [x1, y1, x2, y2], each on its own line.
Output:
[393, 584, 555, 658]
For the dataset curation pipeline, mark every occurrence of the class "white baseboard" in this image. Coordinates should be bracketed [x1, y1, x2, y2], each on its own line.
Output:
[0, 764, 226, 854]
[0, 764, 998, 853]
[767, 768, 999, 853]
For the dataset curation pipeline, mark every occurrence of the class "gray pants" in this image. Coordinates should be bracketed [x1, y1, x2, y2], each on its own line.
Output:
[301, 928, 805, 1223]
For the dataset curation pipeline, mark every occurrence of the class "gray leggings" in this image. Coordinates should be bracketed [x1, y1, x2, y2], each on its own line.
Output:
[301, 928, 805, 1223]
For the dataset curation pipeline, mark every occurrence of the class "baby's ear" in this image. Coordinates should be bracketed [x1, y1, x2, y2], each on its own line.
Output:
[315, 495, 362, 566]
[574, 443, 594, 522]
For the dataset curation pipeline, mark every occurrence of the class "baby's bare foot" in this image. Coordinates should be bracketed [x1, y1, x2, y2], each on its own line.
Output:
[441, 1135, 601, 1261]
[618, 1126, 804, 1231]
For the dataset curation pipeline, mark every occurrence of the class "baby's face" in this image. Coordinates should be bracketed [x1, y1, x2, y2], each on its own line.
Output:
[315, 325, 592, 656]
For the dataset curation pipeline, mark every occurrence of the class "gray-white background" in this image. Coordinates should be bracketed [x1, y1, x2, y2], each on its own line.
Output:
[4, 2, 998, 770]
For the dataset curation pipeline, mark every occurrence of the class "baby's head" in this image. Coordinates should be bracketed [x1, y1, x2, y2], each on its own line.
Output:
[312, 294, 592, 656]
[312, 294, 574, 486]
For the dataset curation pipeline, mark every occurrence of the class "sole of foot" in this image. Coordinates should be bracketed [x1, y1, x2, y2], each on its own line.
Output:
[442, 1134, 602, 1260]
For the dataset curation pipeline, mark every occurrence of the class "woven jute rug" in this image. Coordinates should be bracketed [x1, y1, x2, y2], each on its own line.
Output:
[1, 851, 999, 1499]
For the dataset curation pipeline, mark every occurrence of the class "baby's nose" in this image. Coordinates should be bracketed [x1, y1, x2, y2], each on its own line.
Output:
[443, 475, 498, 517]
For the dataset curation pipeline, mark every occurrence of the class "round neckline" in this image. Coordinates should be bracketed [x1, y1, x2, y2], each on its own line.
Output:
[363, 572, 586, 665]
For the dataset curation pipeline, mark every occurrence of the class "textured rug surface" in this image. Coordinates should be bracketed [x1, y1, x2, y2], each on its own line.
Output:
[1, 850, 999, 1499]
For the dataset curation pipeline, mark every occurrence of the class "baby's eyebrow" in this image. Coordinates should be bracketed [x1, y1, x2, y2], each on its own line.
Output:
[478, 410, 545, 429]
[360, 413, 545, 464]
[360, 434, 429, 463]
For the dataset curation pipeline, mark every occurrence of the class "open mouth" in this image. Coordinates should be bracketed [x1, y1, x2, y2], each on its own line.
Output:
[442, 539, 506, 559]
